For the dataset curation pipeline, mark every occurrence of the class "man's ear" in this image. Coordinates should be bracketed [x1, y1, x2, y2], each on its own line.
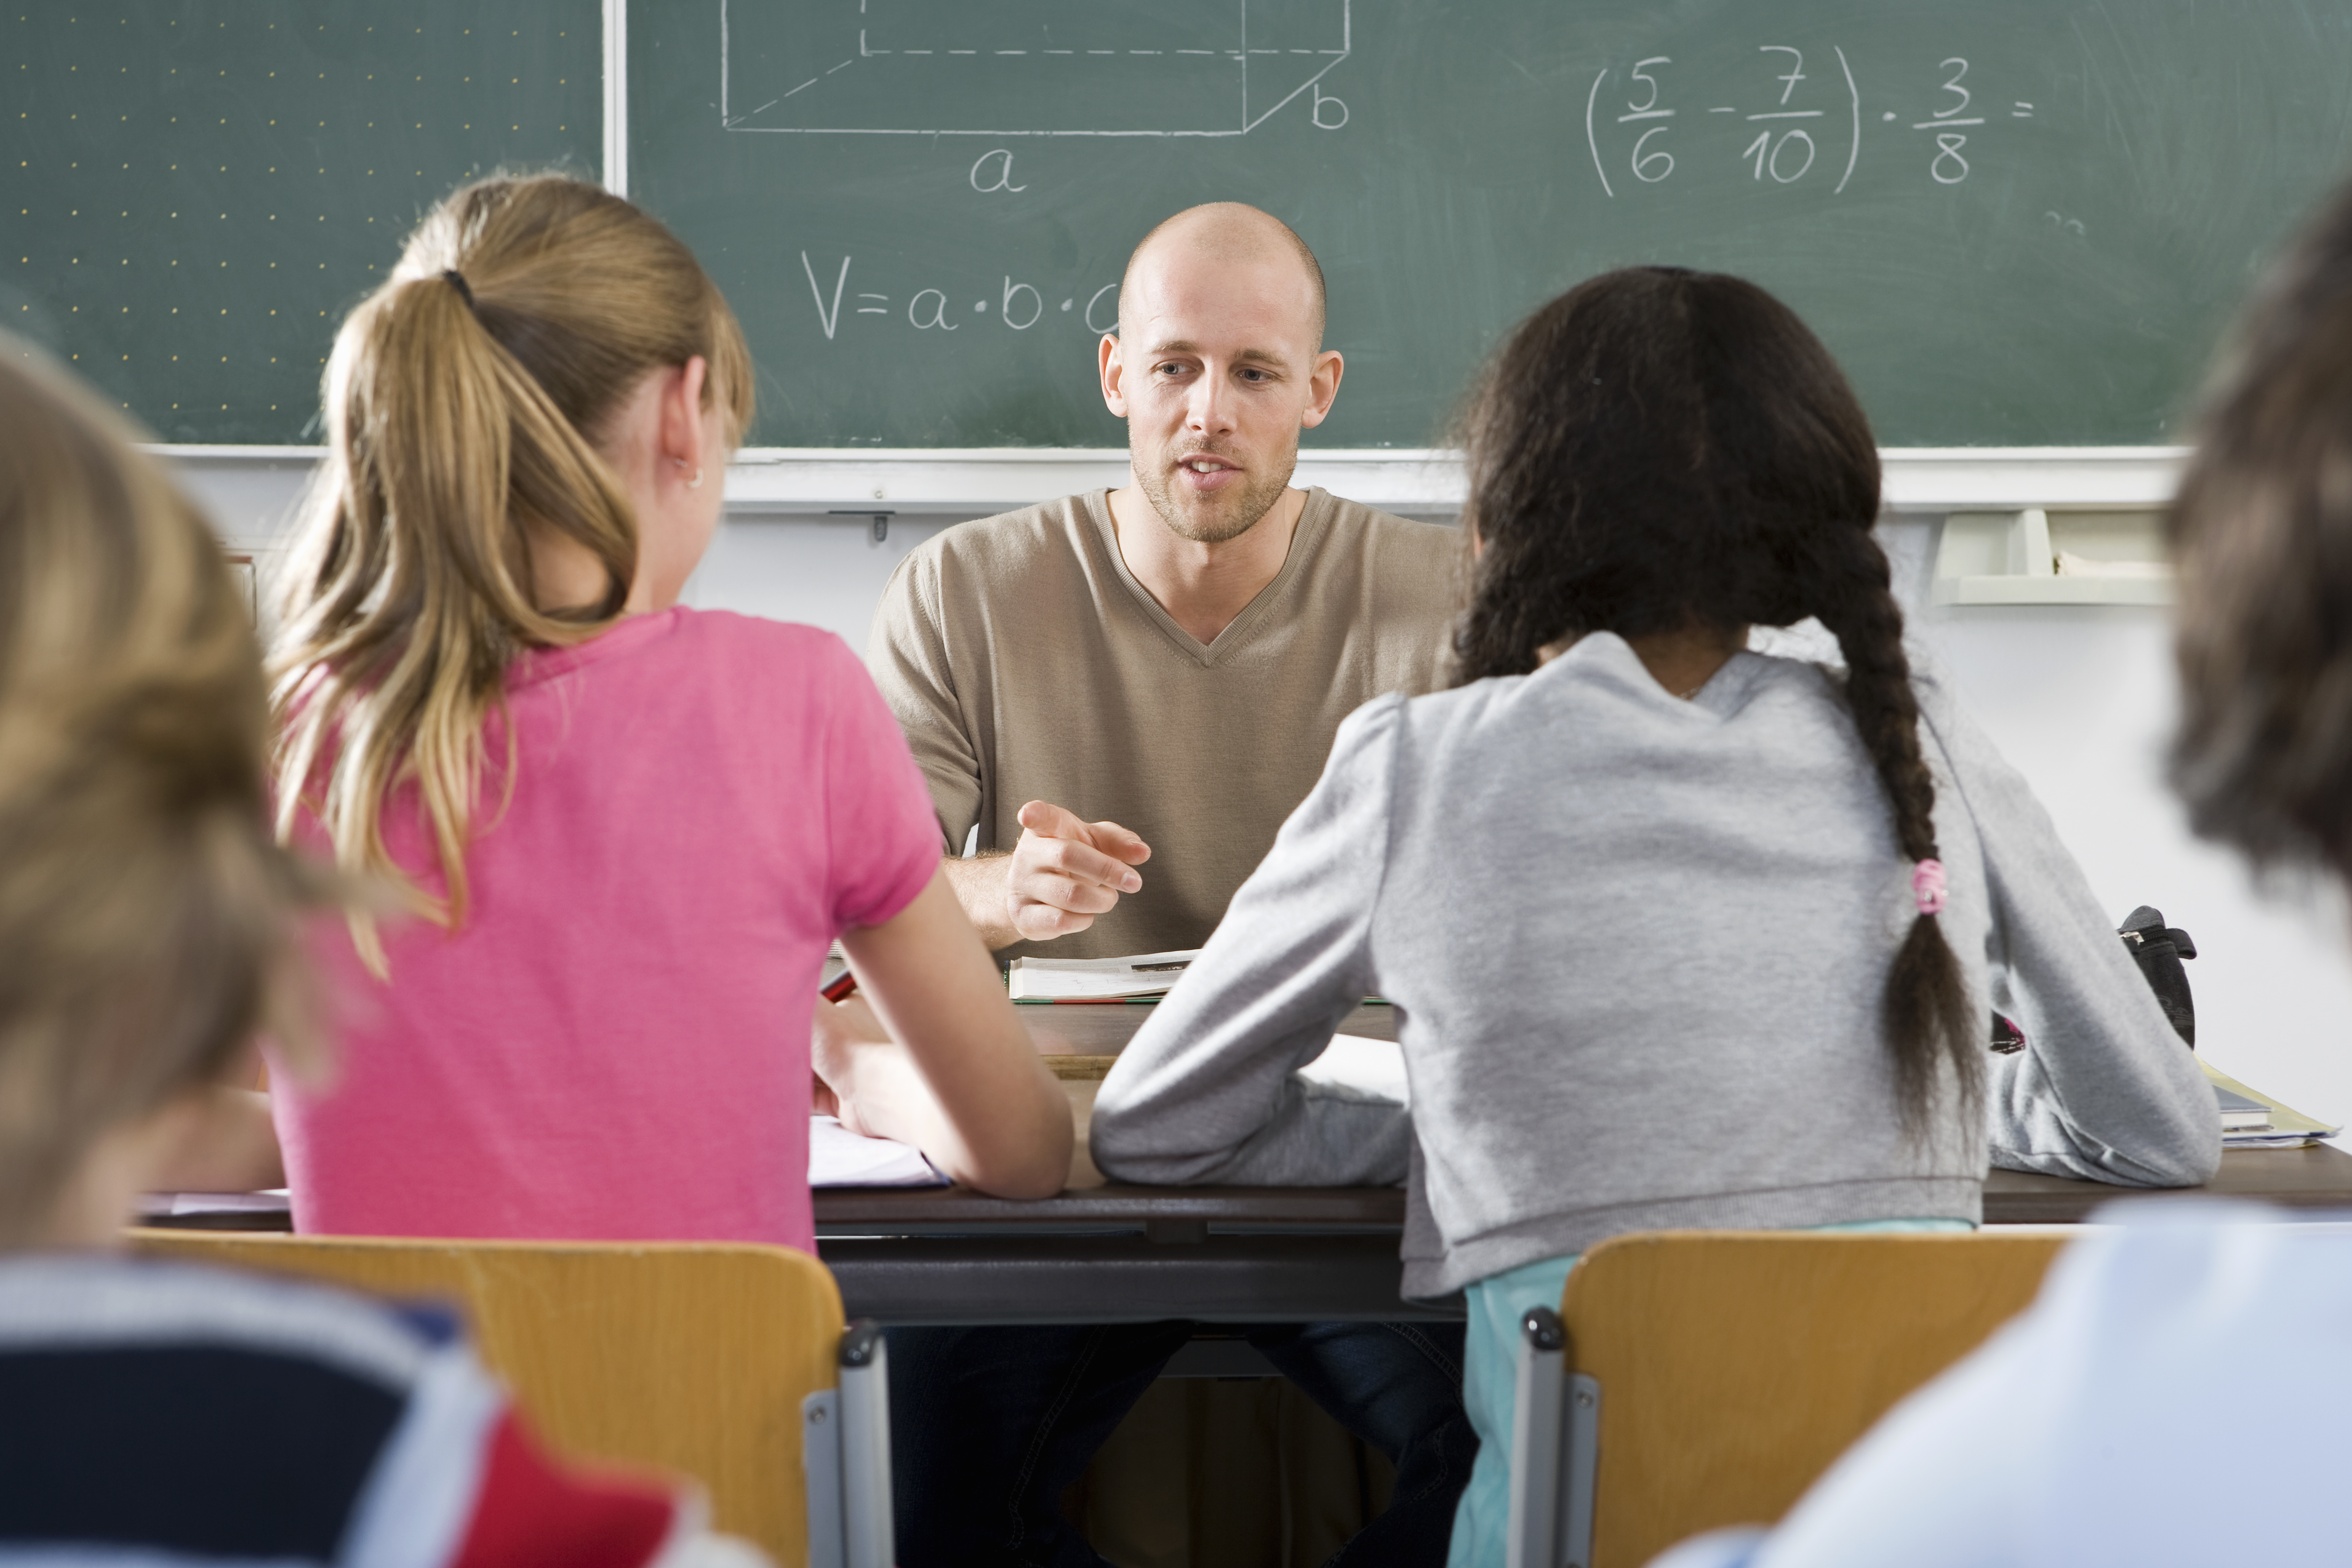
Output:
[1299, 349, 1345, 430]
[1098, 334, 1130, 418]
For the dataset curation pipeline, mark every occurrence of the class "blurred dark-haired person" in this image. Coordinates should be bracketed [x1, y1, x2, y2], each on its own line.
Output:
[1090, 266, 2220, 1564]
[0, 336, 767, 1566]
[1649, 177, 2352, 1568]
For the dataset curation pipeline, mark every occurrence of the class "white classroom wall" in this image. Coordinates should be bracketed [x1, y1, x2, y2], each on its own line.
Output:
[179, 463, 2352, 1132]
[1888, 524, 2352, 1133]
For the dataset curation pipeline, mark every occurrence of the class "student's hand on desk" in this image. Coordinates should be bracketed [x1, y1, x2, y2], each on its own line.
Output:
[816, 870, 1074, 1198]
[1000, 800, 1152, 945]
[809, 993, 891, 1137]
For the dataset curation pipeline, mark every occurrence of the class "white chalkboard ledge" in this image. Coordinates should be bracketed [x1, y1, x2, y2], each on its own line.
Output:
[1933, 507, 2175, 606]
[149, 443, 2190, 523]
[719, 446, 2190, 518]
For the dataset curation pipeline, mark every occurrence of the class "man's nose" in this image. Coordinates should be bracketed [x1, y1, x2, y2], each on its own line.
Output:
[1185, 374, 1235, 436]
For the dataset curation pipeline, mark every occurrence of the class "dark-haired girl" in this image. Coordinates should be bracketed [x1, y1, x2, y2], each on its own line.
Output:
[1090, 267, 2218, 1563]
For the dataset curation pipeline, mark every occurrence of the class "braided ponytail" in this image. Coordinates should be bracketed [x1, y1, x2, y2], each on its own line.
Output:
[1455, 265, 1981, 1142]
[1814, 538, 1982, 1137]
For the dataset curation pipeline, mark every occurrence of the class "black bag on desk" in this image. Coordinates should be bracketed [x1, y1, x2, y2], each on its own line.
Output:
[1989, 905, 2197, 1053]
[2118, 905, 2197, 1048]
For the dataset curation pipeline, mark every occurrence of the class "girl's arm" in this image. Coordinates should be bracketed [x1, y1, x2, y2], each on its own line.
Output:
[821, 866, 1072, 1199]
[1918, 679, 2221, 1187]
[1090, 696, 1410, 1188]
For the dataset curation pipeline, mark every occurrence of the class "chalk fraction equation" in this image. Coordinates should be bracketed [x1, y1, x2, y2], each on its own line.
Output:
[800, 253, 1120, 339]
[1584, 48, 2029, 195]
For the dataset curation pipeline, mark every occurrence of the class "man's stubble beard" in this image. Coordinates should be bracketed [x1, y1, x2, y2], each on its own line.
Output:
[1133, 436, 1298, 544]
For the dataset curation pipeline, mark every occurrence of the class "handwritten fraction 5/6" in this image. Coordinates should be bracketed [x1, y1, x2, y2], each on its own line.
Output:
[1584, 47, 2031, 196]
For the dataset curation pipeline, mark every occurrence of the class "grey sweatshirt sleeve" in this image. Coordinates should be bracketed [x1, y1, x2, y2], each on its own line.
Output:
[1918, 681, 2222, 1187]
[1090, 695, 1412, 1187]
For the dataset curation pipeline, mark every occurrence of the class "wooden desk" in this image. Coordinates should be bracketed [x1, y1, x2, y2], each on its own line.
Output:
[813, 1149, 2352, 1323]
[1025, 1001, 1398, 1077]
[810, 1002, 2352, 1322]
[149, 1002, 2352, 1321]
[1982, 1143, 2352, 1222]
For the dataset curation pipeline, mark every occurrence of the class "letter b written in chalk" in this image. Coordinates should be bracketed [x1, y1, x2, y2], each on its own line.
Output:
[1001, 277, 1043, 329]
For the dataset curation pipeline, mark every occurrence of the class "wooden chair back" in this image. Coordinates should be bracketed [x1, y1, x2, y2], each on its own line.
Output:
[133, 1231, 844, 1563]
[1563, 1229, 2067, 1568]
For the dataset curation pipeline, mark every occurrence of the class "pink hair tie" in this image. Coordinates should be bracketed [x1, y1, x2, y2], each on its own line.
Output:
[1911, 859, 1948, 917]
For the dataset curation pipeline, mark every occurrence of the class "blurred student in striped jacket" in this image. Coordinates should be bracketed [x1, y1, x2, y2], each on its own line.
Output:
[0, 336, 766, 1568]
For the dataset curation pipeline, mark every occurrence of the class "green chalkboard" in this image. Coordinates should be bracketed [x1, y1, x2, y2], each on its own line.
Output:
[2, 1, 601, 444]
[630, 0, 2352, 448]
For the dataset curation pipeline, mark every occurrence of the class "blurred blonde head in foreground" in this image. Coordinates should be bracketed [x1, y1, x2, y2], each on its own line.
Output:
[0, 336, 323, 1246]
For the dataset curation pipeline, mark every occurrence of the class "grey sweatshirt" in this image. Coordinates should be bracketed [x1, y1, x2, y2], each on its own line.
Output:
[1090, 635, 2223, 1299]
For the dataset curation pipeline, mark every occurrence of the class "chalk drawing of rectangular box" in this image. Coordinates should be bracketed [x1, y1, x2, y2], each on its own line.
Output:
[720, 0, 1351, 137]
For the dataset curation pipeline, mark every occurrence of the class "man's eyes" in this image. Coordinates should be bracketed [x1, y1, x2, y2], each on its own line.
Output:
[1152, 363, 1276, 382]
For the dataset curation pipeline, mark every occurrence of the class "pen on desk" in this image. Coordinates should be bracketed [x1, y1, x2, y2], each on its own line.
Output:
[821, 969, 859, 1003]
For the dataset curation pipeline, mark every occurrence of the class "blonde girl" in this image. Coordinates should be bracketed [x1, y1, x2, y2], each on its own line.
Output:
[269, 174, 1068, 1242]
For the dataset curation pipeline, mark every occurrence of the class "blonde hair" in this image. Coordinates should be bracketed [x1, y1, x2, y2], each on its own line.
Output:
[269, 174, 754, 968]
[0, 336, 322, 1245]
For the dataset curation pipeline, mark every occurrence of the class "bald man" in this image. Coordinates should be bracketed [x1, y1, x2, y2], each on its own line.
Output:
[870, 201, 1457, 960]
[865, 206, 1471, 1567]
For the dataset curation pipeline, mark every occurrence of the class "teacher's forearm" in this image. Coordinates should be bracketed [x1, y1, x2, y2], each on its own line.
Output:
[941, 852, 1020, 949]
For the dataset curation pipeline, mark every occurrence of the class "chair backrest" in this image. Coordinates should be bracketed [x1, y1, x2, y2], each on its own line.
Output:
[133, 1231, 845, 1564]
[1564, 1229, 2067, 1568]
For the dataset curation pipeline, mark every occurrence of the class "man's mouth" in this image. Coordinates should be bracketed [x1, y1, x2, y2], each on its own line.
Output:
[1177, 455, 1236, 475]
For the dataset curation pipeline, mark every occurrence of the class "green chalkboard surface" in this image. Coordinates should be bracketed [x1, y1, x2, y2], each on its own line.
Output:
[631, 0, 2352, 448]
[3, 1, 600, 444]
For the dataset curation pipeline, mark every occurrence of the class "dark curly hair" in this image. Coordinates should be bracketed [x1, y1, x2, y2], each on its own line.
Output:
[1452, 266, 1974, 1136]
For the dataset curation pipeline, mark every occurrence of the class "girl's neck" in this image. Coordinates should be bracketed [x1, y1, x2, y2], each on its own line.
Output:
[1538, 623, 1750, 700]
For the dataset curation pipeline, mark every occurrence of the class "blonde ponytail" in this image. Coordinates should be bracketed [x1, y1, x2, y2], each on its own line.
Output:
[270, 174, 754, 970]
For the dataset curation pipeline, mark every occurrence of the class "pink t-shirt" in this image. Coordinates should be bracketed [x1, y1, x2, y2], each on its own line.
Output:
[273, 608, 941, 1252]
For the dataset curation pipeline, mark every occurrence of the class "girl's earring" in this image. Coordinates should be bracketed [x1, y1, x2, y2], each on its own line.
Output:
[687, 466, 704, 490]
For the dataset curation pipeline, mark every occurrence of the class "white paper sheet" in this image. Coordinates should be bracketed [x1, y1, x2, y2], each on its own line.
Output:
[135, 1189, 291, 1218]
[809, 1115, 948, 1187]
[145, 1117, 949, 1220]
[1297, 1033, 1410, 1106]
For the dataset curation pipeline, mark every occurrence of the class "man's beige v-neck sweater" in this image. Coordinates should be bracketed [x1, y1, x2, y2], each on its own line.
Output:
[867, 487, 1460, 961]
